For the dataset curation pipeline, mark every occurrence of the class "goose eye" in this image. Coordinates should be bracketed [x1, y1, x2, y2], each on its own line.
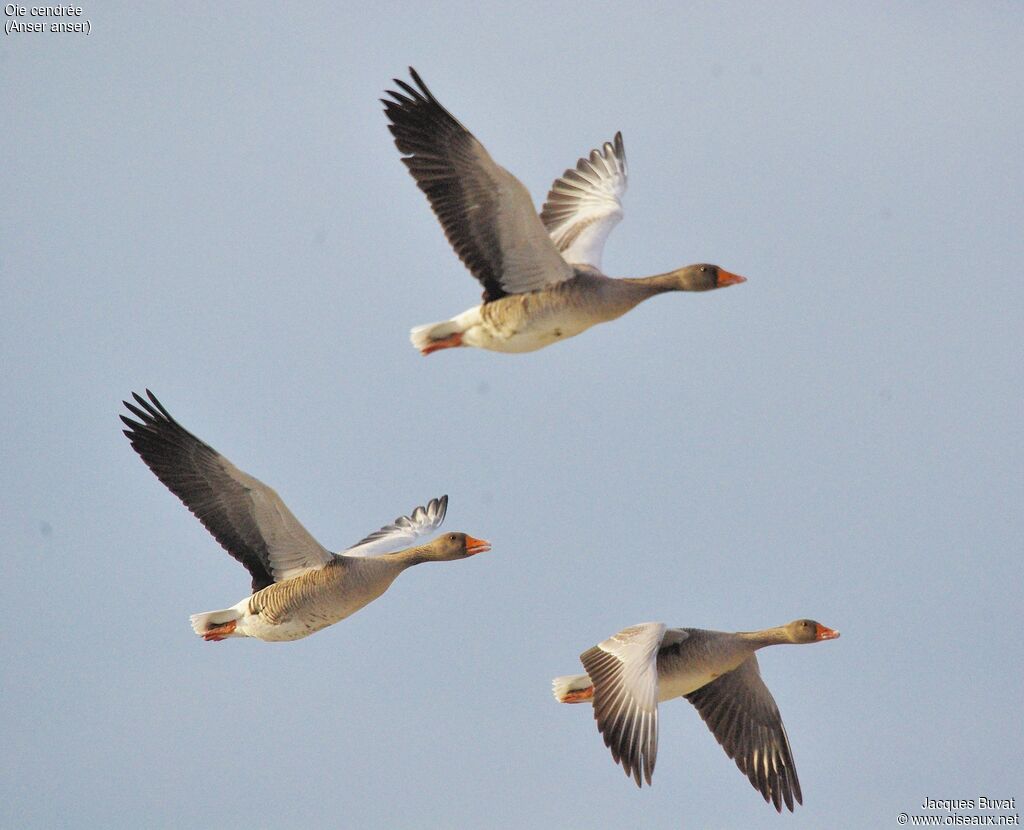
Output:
[449, 534, 457, 541]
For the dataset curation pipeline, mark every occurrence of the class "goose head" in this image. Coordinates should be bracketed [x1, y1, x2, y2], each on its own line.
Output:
[785, 618, 841, 643]
[422, 532, 491, 561]
[670, 263, 747, 292]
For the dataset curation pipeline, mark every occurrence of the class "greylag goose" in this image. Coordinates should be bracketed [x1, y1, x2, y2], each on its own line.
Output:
[384, 68, 746, 355]
[121, 390, 490, 642]
[553, 619, 839, 811]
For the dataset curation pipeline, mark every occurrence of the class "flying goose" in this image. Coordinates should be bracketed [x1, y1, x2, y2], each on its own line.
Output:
[553, 619, 839, 811]
[121, 390, 490, 642]
[383, 68, 746, 355]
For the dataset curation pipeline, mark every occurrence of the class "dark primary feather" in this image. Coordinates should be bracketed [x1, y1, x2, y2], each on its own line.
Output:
[383, 68, 508, 302]
[120, 390, 277, 591]
[685, 656, 803, 812]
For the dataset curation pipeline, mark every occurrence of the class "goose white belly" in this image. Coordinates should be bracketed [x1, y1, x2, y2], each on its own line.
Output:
[467, 300, 615, 353]
[227, 592, 371, 642]
[467, 315, 599, 353]
[228, 563, 395, 642]
[234, 603, 357, 641]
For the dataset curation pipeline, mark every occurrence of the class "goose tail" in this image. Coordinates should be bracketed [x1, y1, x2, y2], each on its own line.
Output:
[552, 673, 595, 703]
[190, 607, 244, 641]
[410, 319, 462, 355]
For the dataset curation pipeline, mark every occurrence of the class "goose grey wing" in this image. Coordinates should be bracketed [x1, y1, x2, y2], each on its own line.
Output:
[540, 132, 627, 270]
[383, 68, 574, 302]
[343, 495, 448, 557]
[580, 621, 665, 787]
[685, 655, 802, 812]
[121, 390, 332, 591]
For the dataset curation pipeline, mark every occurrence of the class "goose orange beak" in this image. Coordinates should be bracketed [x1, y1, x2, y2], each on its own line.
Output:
[717, 269, 747, 287]
[816, 624, 840, 641]
[464, 535, 491, 555]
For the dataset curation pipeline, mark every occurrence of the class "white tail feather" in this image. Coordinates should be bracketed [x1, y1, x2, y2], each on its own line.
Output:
[410, 319, 460, 353]
[552, 673, 593, 703]
[190, 607, 242, 637]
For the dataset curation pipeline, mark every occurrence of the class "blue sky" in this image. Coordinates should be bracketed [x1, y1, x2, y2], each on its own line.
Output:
[3, 3, 1021, 828]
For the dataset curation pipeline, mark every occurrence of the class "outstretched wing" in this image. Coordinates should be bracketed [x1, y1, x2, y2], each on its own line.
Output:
[580, 621, 666, 787]
[343, 495, 448, 557]
[685, 656, 803, 812]
[121, 390, 333, 591]
[383, 68, 574, 302]
[540, 132, 627, 270]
